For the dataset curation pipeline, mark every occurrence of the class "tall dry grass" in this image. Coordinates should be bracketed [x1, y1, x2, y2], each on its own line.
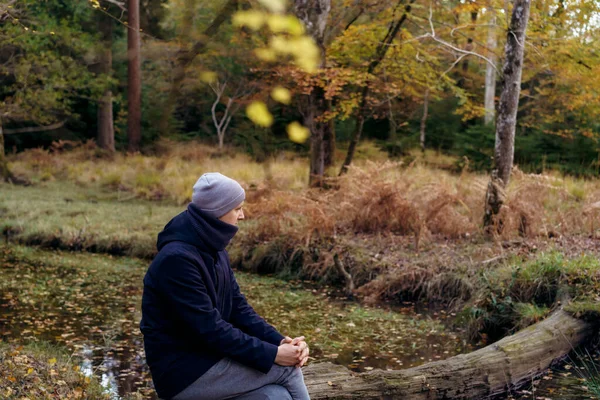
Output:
[8, 139, 600, 290]
[9, 140, 600, 242]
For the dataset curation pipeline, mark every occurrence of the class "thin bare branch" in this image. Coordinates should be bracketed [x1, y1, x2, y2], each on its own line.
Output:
[4, 121, 66, 134]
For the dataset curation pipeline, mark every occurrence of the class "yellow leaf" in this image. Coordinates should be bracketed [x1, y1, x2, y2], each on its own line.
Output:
[48, 357, 57, 365]
[266, 15, 304, 35]
[270, 36, 320, 72]
[232, 11, 265, 31]
[246, 102, 273, 127]
[258, 0, 287, 13]
[199, 71, 217, 83]
[26, 368, 34, 375]
[289, 37, 320, 73]
[255, 48, 277, 62]
[269, 36, 289, 53]
[271, 87, 291, 104]
[287, 122, 310, 143]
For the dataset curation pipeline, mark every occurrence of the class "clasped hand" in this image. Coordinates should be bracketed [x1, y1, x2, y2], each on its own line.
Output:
[275, 336, 309, 368]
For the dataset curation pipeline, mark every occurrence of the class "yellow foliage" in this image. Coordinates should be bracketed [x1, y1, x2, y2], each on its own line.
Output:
[258, 0, 288, 14]
[246, 101, 274, 127]
[287, 122, 310, 143]
[269, 36, 320, 73]
[232, 11, 266, 31]
[266, 15, 304, 35]
[199, 71, 217, 83]
[255, 48, 277, 62]
[271, 86, 291, 104]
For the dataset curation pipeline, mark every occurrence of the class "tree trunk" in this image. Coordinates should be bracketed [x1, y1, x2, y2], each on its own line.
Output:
[324, 99, 336, 168]
[304, 309, 595, 399]
[483, 0, 531, 229]
[127, 0, 142, 152]
[97, 11, 115, 152]
[484, 11, 498, 125]
[339, 0, 415, 176]
[294, 0, 331, 187]
[0, 118, 11, 181]
[420, 89, 429, 152]
[308, 92, 326, 186]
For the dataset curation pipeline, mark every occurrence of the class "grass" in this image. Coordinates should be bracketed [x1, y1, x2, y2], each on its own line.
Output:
[0, 341, 109, 399]
[0, 181, 182, 258]
[461, 251, 600, 340]
[570, 348, 600, 399]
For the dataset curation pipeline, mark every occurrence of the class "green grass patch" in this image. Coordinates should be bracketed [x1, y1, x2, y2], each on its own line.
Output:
[0, 341, 109, 399]
[463, 251, 600, 340]
[0, 181, 183, 258]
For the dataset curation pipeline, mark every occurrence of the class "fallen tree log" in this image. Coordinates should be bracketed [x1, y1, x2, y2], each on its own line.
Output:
[304, 309, 596, 399]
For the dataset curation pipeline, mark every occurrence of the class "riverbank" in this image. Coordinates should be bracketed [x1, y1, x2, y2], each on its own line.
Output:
[2, 179, 600, 340]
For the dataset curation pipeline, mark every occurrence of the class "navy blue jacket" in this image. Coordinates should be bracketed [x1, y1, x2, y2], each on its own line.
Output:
[140, 204, 284, 399]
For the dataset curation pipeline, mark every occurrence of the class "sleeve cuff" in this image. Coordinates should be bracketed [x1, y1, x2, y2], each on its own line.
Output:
[255, 342, 279, 374]
[265, 331, 286, 346]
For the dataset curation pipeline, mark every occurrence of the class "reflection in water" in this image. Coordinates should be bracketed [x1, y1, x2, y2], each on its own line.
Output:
[510, 347, 600, 400]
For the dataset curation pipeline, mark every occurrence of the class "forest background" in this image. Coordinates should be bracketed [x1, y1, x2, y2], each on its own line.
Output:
[2, 0, 600, 179]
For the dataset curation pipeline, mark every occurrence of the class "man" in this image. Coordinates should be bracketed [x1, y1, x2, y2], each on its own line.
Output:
[141, 173, 310, 400]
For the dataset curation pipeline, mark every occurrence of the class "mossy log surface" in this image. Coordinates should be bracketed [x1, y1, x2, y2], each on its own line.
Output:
[304, 310, 595, 399]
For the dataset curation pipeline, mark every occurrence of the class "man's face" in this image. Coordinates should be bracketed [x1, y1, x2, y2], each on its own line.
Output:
[218, 202, 245, 226]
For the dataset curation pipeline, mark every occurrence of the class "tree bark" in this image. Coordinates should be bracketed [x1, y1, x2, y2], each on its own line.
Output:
[0, 118, 11, 181]
[339, 0, 415, 176]
[127, 0, 142, 152]
[98, 10, 115, 152]
[304, 309, 595, 399]
[484, 10, 498, 125]
[420, 89, 429, 152]
[324, 99, 336, 168]
[460, 3, 478, 81]
[294, 0, 331, 187]
[484, 0, 531, 229]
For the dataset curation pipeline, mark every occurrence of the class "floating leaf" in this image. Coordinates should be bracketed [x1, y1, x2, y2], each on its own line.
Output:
[246, 102, 274, 127]
[258, 0, 287, 13]
[271, 86, 291, 104]
[287, 122, 310, 143]
[232, 11, 265, 31]
[266, 15, 304, 35]
[199, 71, 218, 83]
[255, 48, 277, 62]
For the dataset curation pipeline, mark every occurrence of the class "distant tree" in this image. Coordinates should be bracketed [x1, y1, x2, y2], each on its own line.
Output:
[294, 0, 332, 186]
[484, 6, 498, 125]
[0, 0, 104, 180]
[339, 0, 416, 175]
[97, 6, 115, 152]
[209, 77, 256, 150]
[483, 0, 531, 230]
[127, 0, 142, 152]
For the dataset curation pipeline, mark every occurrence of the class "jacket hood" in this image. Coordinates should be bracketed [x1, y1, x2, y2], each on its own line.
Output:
[156, 203, 238, 253]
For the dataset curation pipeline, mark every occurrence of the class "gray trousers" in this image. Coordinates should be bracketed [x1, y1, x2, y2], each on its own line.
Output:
[172, 358, 310, 400]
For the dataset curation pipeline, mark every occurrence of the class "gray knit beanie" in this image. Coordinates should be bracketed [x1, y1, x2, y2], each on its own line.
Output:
[191, 173, 246, 218]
